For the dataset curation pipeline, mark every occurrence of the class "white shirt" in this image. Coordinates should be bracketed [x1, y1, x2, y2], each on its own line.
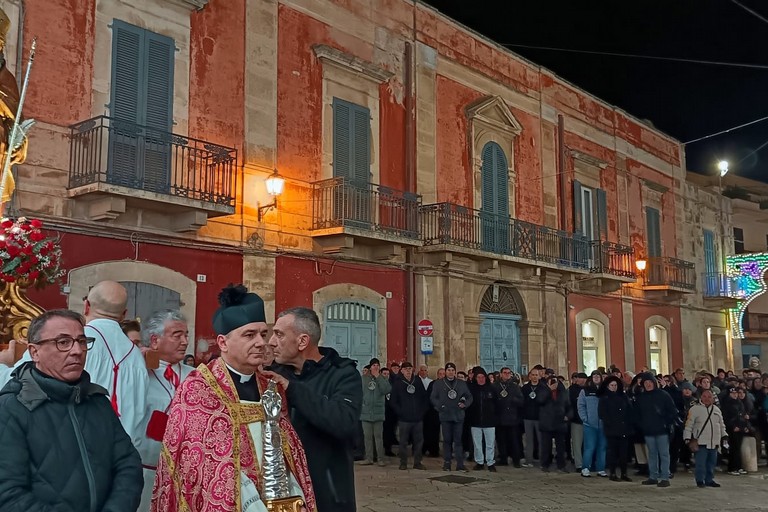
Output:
[421, 376, 433, 389]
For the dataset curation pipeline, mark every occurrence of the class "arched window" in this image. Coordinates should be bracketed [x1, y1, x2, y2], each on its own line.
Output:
[580, 319, 607, 373]
[649, 325, 669, 375]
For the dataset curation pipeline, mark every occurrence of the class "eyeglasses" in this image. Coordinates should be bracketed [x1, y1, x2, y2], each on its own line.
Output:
[33, 336, 95, 352]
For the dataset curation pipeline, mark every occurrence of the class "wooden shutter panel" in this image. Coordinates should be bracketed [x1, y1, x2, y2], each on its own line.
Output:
[596, 187, 608, 241]
[144, 31, 174, 131]
[481, 143, 496, 213]
[703, 229, 716, 273]
[111, 20, 142, 124]
[645, 206, 661, 257]
[573, 180, 583, 234]
[352, 105, 370, 183]
[492, 143, 509, 218]
[333, 98, 351, 179]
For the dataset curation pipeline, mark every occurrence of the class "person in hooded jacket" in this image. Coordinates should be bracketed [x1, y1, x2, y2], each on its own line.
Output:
[721, 386, 750, 475]
[598, 375, 633, 482]
[578, 371, 607, 477]
[536, 375, 572, 472]
[633, 372, 678, 487]
[468, 366, 498, 471]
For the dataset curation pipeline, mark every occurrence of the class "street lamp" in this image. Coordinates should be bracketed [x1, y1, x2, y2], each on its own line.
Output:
[718, 160, 729, 178]
[635, 259, 647, 272]
[258, 169, 285, 221]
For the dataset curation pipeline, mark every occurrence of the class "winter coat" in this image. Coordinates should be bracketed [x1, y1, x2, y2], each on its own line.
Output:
[278, 347, 363, 512]
[360, 374, 391, 422]
[390, 376, 428, 423]
[721, 395, 751, 434]
[577, 385, 602, 429]
[521, 381, 548, 421]
[598, 386, 634, 438]
[537, 384, 572, 433]
[632, 373, 679, 437]
[468, 381, 497, 428]
[493, 379, 524, 426]
[430, 378, 473, 422]
[684, 403, 727, 449]
[0, 363, 143, 512]
[569, 384, 584, 425]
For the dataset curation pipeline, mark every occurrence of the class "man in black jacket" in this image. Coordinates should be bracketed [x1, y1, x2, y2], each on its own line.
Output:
[390, 361, 429, 470]
[268, 307, 363, 512]
[521, 369, 548, 467]
[0, 309, 143, 511]
[569, 372, 587, 469]
[494, 366, 524, 467]
[633, 372, 678, 488]
[468, 366, 498, 471]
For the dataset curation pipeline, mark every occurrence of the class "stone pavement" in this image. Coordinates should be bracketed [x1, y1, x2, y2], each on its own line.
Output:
[355, 459, 768, 512]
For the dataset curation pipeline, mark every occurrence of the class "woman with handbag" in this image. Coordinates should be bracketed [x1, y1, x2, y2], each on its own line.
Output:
[684, 389, 728, 488]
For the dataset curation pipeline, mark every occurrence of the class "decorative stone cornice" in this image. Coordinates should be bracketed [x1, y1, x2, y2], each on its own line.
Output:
[466, 95, 522, 136]
[312, 44, 394, 83]
[167, 0, 209, 11]
[570, 149, 608, 170]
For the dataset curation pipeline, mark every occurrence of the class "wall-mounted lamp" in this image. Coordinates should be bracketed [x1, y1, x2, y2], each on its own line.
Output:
[258, 169, 285, 221]
[635, 259, 647, 272]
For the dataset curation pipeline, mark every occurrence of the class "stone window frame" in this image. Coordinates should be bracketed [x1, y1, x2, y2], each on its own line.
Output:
[574, 308, 611, 373]
[466, 96, 522, 214]
[645, 315, 672, 375]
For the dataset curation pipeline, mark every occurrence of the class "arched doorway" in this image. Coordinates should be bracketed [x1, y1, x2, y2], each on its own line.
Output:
[649, 324, 669, 374]
[580, 319, 607, 373]
[323, 300, 377, 371]
[479, 284, 522, 372]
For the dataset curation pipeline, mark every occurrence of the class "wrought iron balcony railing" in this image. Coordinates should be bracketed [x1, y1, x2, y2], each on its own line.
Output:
[420, 202, 589, 269]
[589, 240, 636, 278]
[312, 178, 421, 240]
[701, 272, 740, 299]
[645, 256, 696, 291]
[69, 116, 237, 208]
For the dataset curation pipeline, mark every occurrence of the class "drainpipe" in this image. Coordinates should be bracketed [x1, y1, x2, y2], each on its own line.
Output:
[14, 0, 25, 89]
[557, 114, 567, 230]
[404, 40, 417, 363]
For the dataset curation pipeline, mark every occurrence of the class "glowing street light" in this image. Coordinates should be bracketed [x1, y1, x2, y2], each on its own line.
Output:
[718, 160, 729, 177]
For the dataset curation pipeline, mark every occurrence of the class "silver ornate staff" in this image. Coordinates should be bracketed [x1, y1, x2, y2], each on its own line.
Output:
[0, 38, 36, 203]
[261, 379, 305, 512]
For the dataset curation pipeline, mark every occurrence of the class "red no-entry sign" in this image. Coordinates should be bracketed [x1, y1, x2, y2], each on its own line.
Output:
[417, 319, 434, 336]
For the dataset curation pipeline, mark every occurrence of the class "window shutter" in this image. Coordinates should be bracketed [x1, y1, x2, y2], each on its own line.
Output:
[481, 143, 496, 213]
[703, 229, 716, 273]
[596, 188, 608, 241]
[492, 143, 509, 218]
[352, 105, 370, 183]
[573, 180, 583, 234]
[645, 206, 661, 257]
[110, 20, 143, 124]
[144, 31, 175, 131]
[332, 98, 351, 180]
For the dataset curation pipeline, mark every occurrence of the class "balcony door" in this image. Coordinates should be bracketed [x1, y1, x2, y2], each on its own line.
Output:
[480, 142, 510, 254]
[109, 20, 174, 194]
[332, 98, 371, 228]
[573, 181, 607, 267]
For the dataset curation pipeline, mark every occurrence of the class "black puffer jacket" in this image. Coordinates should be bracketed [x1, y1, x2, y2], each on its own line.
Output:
[598, 376, 633, 437]
[390, 375, 429, 423]
[0, 362, 143, 512]
[537, 383, 572, 432]
[633, 373, 679, 437]
[468, 369, 497, 428]
[493, 378, 524, 426]
[278, 347, 363, 512]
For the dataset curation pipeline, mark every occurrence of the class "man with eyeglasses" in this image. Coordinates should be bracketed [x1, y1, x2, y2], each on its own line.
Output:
[0, 309, 143, 510]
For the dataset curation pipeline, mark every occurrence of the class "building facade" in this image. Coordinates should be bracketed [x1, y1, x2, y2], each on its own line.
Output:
[6, 0, 749, 373]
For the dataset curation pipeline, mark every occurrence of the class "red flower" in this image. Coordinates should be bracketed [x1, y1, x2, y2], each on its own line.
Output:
[6, 245, 19, 258]
[0, 240, 5, 250]
[19, 223, 31, 231]
[28, 254, 39, 264]
[0, 219, 12, 229]
[29, 231, 45, 242]
[22, 245, 33, 255]
[28, 270, 40, 280]
[30, 219, 42, 228]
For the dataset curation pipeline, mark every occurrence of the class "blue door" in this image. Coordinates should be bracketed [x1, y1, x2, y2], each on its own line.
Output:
[324, 301, 377, 371]
[479, 314, 521, 373]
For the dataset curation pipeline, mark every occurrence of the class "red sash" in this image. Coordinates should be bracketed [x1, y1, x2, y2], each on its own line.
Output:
[89, 325, 135, 417]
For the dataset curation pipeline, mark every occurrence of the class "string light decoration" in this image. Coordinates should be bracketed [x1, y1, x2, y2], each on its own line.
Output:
[725, 253, 768, 338]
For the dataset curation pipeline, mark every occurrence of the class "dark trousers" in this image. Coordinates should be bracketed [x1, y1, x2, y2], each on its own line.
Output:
[422, 409, 441, 456]
[540, 430, 566, 469]
[441, 420, 465, 467]
[496, 425, 523, 465]
[728, 431, 744, 472]
[606, 435, 630, 475]
[399, 421, 424, 465]
[383, 407, 397, 454]
[669, 427, 684, 473]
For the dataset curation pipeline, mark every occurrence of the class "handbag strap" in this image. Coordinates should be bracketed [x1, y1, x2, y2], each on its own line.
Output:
[694, 406, 714, 439]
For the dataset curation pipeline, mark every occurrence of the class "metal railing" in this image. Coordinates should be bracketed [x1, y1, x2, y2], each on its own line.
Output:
[69, 116, 237, 208]
[312, 177, 421, 239]
[420, 202, 589, 269]
[589, 240, 636, 278]
[701, 272, 739, 298]
[645, 256, 696, 291]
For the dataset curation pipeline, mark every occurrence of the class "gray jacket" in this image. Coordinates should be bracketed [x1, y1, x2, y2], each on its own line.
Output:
[430, 377, 473, 422]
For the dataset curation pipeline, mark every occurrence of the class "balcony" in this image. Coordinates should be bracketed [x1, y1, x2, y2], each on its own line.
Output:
[68, 116, 237, 231]
[701, 272, 741, 309]
[311, 178, 421, 257]
[642, 256, 696, 294]
[580, 240, 637, 293]
[420, 202, 589, 272]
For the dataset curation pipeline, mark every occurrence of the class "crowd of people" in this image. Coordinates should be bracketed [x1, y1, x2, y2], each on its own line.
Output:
[355, 360, 768, 488]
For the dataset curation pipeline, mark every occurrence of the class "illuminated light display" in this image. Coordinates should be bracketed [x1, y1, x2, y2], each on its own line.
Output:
[725, 253, 768, 338]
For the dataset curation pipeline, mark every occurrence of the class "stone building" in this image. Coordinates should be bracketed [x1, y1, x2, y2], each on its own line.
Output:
[6, 0, 747, 373]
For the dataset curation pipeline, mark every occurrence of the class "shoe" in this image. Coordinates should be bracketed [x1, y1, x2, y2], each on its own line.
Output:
[657, 480, 670, 488]
[541, 466, 550, 473]
[521, 463, 534, 468]
[559, 467, 569, 473]
[442, 463, 450, 471]
[399, 463, 407, 470]
[609, 474, 620, 482]
[621, 474, 632, 482]
[581, 468, 591, 477]
[356, 460, 373, 466]
[413, 463, 427, 470]
[728, 470, 740, 476]
[641, 479, 658, 485]
[575, 467, 581, 471]
[456, 466, 469, 473]
[385, 451, 396, 457]
[738, 469, 748, 475]
[488, 465, 497, 473]
[473, 463, 484, 471]
[377, 461, 387, 467]
[597, 471, 608, 477]
[696, 481, 705, 488]
[513, 463, 522, 468]
[669, 473, 674, 479]
[706, 481, 721, 488]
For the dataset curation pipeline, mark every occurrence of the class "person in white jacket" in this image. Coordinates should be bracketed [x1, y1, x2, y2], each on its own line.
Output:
[684, 389, 728, 488]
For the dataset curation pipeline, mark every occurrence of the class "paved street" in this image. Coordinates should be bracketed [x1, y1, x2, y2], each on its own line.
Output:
[356, 459, 768, 512]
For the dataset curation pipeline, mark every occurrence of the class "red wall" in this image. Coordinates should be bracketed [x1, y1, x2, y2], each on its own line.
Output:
[567, 294, 625, 373]
[26, 231, 243, 340]
[275, 255, 408, 361]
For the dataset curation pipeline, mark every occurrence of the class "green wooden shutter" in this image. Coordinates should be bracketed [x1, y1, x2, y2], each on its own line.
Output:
[481, 143, 496, 213]
[144, 31, 174, 131]
[332, 98, 370, 183]
[596, 188, 608, 241]
[493, 143, 509, 218]
[111, 20, 143, 124]
[573, 180, 583, 234]
[645, 206, 661, 257]
[352, 106, 370, 183]
[332, 98, 351, 179]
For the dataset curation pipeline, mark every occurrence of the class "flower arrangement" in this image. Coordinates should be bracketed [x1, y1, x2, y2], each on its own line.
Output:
[0, 217, 64, 286]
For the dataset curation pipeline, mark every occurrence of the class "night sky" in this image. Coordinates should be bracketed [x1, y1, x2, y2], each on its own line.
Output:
[421, 0, 768, 181]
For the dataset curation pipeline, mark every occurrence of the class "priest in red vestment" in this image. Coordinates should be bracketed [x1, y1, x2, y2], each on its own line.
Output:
[151, 285, 316, 512]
